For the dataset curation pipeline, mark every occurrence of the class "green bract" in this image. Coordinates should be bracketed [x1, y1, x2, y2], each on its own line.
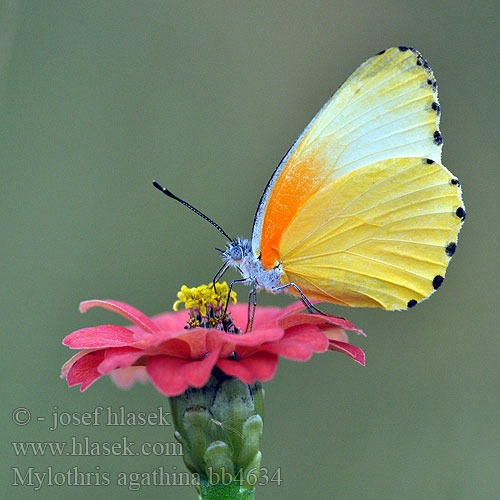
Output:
[169, 368, 264, 498]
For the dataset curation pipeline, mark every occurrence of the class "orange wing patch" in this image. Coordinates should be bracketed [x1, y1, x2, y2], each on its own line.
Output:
[260, 147, 329, 268]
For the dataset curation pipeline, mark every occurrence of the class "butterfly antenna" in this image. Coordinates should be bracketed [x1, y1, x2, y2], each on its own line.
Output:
[153, 181, 233, 242]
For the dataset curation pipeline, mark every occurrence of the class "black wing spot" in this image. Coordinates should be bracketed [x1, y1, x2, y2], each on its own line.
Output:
[426, 79, 438, 91]
[407, 299, 418, 308]
[431, 102, 441, 114]
[426, 158, 434, 164]
[376, 49, 386, 55]
[445, 242, 456, 257]
[451, 178, 460, 186]
[398, 46, 409, 52]
[432, 275, 444, 290]
[415, 52, 430, 69]
[433, 131, 443, 145]
[456, 207, 466, 220]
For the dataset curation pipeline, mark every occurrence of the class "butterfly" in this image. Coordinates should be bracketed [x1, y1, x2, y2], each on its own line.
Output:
[155, 46, 465, 322]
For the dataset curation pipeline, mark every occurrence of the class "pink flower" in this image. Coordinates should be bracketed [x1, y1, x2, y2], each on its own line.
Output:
[62, 297, 365, 397]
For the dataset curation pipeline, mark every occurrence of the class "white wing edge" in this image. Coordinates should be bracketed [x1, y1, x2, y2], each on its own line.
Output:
[251, 100, 328, 256]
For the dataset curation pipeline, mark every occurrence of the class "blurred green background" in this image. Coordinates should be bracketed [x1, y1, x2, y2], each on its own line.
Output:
[2, 1, 499, 499]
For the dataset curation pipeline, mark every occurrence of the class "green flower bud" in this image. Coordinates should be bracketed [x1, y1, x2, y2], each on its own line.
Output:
[169, 368, 264, 499]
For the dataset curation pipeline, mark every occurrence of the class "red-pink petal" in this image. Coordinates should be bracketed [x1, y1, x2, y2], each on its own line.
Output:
[217, 327, 284, 346]
[145, 329, 210, 358]
[168, 329, 208, 359]
[282, 325, 329, 352]
[321, 326, 349, 343]
[139, 326, 194, 347]
[217, 352, 278, 384]
[79, 299, 159, 334]
[231, 345, 259, 359]
[216, 358, 254, 383]
[229, 304, 282, 329]
[329, 340, 366, 366]
[325, 317, 365, 336]
[182, 347, 221, 387]
[61, 349, 95, 377]
[260, 327, 329, 361]
[146, 356, 189, 396]
[147, 346, 221, 397]
[110, 367, 149, 389]
[150, 310, 188, 331]
[63, 325, 135, 349]
[219, 341, 236, 359]
[279, 312, 365, 336]
[259, 340, 315, 361]
[66, 351, 105, 391]
[98, 347, 144, 374]
[274, 300, 321, 319]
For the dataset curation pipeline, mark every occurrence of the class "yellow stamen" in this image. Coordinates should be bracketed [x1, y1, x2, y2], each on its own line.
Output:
[173, 282, 237, 316]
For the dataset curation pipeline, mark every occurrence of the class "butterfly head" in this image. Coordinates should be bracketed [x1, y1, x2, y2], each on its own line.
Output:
[219, 238, 253, 269]
[218, 238, 259, 281]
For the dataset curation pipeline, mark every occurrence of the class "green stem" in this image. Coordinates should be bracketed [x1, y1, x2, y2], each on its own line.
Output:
[199, 478, 255, 500]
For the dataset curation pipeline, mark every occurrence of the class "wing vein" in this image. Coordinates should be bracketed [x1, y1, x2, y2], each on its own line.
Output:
[311, 51, 416, 139]
[318, 77, 430, 143]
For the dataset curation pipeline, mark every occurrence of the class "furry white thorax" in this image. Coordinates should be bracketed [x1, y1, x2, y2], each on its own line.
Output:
[222, 237, 283, 291]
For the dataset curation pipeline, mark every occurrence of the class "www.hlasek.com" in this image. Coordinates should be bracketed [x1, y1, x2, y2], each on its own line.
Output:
[12, 466, 283, 491]
[12, 436, 183, 457]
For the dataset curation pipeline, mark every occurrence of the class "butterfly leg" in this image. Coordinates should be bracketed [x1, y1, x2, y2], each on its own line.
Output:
[245, 281, 258, 333]
[273, 283, 328, 316]
[210, 262, 230, 292]
[224, 278, 252, 316]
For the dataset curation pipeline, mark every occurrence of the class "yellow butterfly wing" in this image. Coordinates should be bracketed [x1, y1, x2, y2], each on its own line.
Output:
[294, 47, 443, 172]
[252, 46, 465, 309]
[279, 157, 464, 309]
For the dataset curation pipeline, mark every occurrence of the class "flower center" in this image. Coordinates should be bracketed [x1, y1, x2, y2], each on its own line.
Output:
[173, 282, 240, 333]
